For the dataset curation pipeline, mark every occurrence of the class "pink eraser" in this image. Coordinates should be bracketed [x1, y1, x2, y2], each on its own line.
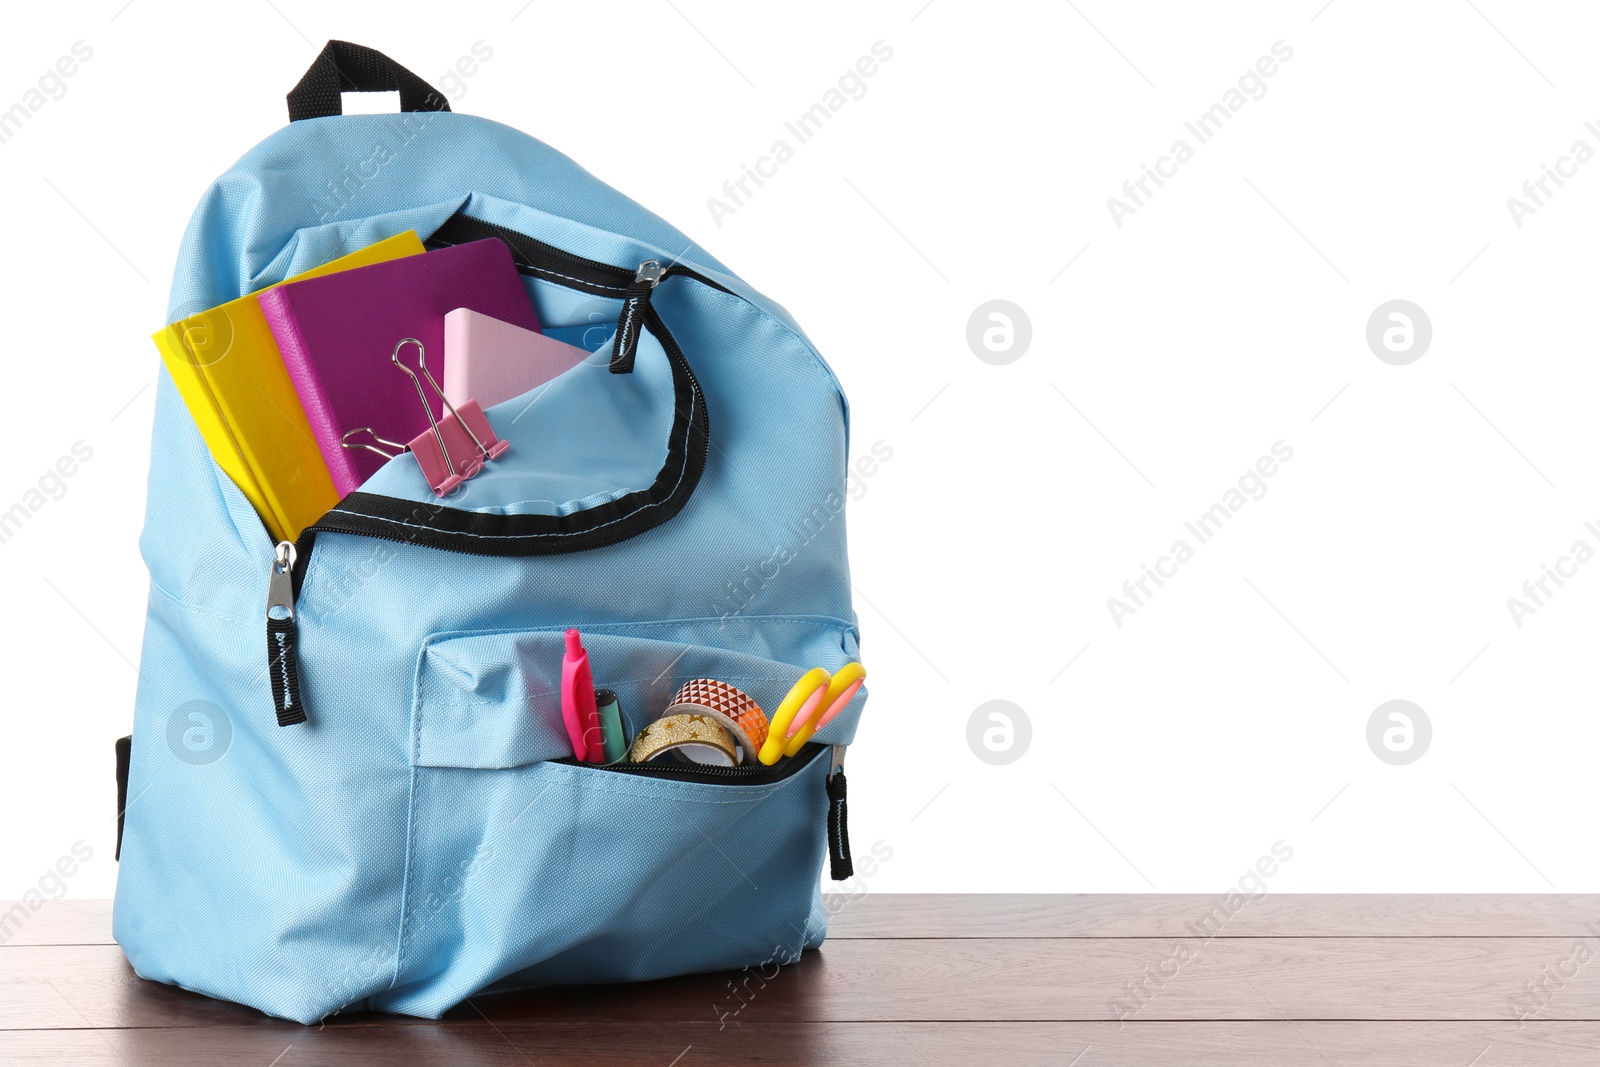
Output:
[443, 308, 590, 411]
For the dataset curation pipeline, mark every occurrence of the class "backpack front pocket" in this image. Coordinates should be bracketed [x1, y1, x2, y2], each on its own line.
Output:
[377, 622, 862, 1018]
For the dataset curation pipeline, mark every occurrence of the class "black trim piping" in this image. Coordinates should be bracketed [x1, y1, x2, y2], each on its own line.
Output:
[423, 214, 734, 298]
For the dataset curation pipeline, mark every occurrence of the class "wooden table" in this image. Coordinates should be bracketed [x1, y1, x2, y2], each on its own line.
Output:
[5, 896, 1600, 1064]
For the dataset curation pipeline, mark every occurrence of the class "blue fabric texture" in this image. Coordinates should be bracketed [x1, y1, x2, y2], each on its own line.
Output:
[113, 109, 863, 1023]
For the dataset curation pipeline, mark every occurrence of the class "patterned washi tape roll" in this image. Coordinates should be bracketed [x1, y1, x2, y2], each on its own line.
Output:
[664, 678, 770, 764]
[627, 712, 740, 766]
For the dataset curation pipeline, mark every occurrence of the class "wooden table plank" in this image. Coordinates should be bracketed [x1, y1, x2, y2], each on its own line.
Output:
[5, 1022, 1600, 1067]
[13, 896, 1600, 947]
[479, 936, 1600, 1024]
[0, 945, 274, 1031]
[0, 900, 112, 946]
[825, 894, 1600, 939]
[7, 936, 1600, 1030]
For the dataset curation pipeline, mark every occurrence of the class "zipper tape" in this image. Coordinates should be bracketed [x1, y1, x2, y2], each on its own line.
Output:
[556, 741, 826, 783]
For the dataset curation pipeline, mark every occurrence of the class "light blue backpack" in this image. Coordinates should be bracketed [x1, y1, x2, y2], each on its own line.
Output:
[113, 42, 866, 1024]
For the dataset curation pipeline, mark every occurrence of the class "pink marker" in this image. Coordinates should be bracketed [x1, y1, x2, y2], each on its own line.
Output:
[561, 629, 602, 762]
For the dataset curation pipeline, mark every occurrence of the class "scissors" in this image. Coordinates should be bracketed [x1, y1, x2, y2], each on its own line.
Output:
[757, 662, 867, 765]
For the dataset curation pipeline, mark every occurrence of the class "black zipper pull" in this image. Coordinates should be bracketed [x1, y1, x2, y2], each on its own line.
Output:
[825, 744, 853, 880]
[266, 540, 306, 727]
[609, 259, 663, 374]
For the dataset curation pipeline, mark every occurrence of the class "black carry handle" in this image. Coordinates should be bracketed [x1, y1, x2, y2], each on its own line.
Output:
[287, 41, 451, 122]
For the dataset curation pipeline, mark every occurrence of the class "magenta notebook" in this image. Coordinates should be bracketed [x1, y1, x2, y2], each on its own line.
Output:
[259, 238, 540, 495]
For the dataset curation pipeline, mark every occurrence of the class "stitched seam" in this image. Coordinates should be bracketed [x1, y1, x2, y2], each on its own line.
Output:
[390, 641, 432, 989]
[423, 672, 805, 711]
[526, 264, 626, 292]
[440, 221, 843, 415]
[392, 762, 424, 985]
[559, 614, 852, 632]
[483, 489, 631, 513]
[690, 280, 845, 401]
[427, 237, 628, 293]
[147, 580, 255, 625]
[418, 615, 856, 640]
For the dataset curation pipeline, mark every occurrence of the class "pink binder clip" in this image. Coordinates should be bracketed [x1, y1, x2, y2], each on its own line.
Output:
[390, 337, 509, 495]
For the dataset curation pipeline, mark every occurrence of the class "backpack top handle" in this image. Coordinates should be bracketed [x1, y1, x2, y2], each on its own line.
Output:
[287, 40, 451, 122]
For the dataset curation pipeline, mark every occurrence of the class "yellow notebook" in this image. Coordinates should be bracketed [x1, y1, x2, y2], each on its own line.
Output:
[154, 231, 426, 542]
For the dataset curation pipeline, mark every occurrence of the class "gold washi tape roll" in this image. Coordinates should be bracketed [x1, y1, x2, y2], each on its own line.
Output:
[663, 678, 769, 764]
[627, 712, 740, 766]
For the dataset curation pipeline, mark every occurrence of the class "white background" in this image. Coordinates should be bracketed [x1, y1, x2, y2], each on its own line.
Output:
[3, 0, 1598, 901]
